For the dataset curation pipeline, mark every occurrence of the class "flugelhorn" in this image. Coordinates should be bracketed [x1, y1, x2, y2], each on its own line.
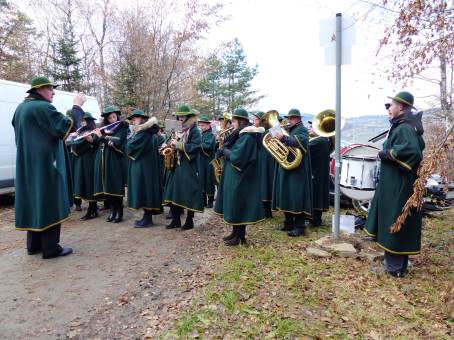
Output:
[211, 112, 232, 183]
[262, 110, 302, 170]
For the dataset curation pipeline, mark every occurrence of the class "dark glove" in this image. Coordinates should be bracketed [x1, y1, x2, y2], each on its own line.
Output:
[223, 148, 232, 160]
[378, 150, 392, 161]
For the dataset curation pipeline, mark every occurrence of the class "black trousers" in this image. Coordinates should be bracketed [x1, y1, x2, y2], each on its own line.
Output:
[284, 212, 306, 228]
[27, 225, 62, 257]
[384, 252, 409, 275]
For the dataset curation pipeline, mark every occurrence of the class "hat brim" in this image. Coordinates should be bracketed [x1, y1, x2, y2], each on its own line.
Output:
[26, 83, 59, 93]
[101, 111, 121, 117]
[387, 96, 415, 108]
[128, 114, 148, 119]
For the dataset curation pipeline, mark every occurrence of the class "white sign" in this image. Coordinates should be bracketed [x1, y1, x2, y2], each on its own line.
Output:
[319, 16, 356, 65]
[332, 214, 355, 234]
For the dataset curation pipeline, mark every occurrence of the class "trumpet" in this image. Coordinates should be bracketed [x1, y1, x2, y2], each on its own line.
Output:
[261, 110, 302, 170]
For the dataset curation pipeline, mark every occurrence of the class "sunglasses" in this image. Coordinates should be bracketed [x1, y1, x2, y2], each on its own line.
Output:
[385, 103, 391, 110]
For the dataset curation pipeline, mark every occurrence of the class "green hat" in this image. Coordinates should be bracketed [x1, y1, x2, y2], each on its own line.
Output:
[26, 76, 58, 93]
[102, 105, 121, 117]
[388, 91, 415, 107]
[198, 114, 211, 123]
[127, 109, 148, 120]
[175, 104, 195, 116]
[286, 108, 301, 118]
[252, 111, 265, 119]
[232, 108, 249, 120]
[83, 112, 96, 121]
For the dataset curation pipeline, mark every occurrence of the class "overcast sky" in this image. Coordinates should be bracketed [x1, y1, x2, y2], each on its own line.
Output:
[204, 0, 439, 117]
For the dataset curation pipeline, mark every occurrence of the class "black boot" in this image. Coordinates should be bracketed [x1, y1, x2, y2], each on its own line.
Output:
[206, 195, 214, 209]
[278, 213, 294, 231]
[182, 210, 194, 230]
[312, 210, 322, 227]
[225, 226, 247, 246]
[135, 210, 153, 228]
[222, 226, 236, 241]
[263, 201, 272, 218]
[81, 202, 97, 220]
[74, 198, 82, 211]
[166, 206, 181, 229]
[288, 214, 306, 237]
[106, 198, 116, 222]
[113, 198, 123, 223]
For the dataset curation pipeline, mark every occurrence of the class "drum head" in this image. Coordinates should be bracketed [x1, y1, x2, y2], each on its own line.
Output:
[339, 144, 380, 200]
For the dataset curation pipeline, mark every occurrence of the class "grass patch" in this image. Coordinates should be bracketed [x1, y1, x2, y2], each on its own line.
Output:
[160, 208, 454, 339]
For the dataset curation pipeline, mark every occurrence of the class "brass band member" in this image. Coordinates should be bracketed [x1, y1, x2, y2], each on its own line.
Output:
[93, 105, 129, 223]
[126, 109, 162, 227]
[164, 104, 204, 230]
[366, 92, 425, 277]
[13, 76, 79, 259]
[252, 111, 275, 218]
[214, 108, 265, 246]
[272, 108, 313, 237]
[308, 120, 332, 226]
[68, 112, 99, 221]
[198, 114, 216, 208]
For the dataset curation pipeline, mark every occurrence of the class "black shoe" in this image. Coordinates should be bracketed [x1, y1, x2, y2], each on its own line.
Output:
[265, 211, 273, 218]
[27, 249, 41, 255]
[288, 227, 306, 237]
[166, 220, 180, 229]
[224, 236, 247, 246]
[106, 209, 116, 222]
[181, 218, 194, 230]
[134, 214, 153, 228]
[222, 231, 236, 241]
[80, 211, 92, 221]
[113, 206, 123, 223]
[42, 247, 73, 259]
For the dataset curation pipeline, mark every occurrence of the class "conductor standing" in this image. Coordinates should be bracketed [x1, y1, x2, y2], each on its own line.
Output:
[12, 76, 85, 259]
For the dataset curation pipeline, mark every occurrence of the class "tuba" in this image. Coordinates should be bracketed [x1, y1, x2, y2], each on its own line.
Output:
[262, 110, 302, 170]
[310, 109, 343, 150]
[210, 112, 232, 183]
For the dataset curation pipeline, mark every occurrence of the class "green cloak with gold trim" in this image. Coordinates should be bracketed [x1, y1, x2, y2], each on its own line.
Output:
[68, 138, 97, 202]
[12, 96, 73, 231]
[258, 131, 276, 202]
[126, 128, 163, 211]
[199, 128, 216, 197]
[272, 122, 313, 216]
[309, 136, 331, 211]
[214, 126, 265, 225]
[93, 123, 128, 198]
[163, 124, 204, 212]
[365, 122, 424, 254]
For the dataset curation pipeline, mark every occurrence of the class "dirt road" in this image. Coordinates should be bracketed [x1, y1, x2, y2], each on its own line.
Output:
[0, 198, 227, 339]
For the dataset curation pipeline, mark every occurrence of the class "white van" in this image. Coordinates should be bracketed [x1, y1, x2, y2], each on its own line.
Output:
[0, 79, 101, 194]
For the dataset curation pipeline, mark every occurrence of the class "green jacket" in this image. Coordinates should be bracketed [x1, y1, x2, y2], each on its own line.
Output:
[258, 130, 276, 202]
[365, 118, 425, 254]
[68, 137, 98, 201]
[163, 124, 204, 212]
[309, 136, 331, 211]
[199, 128, 216, 196]
[93, 123, 128, 197]
[272, 122, 313, 216]
[214, 126, 265, 225]
[12, 96, 73, 231]
[126, 127, 163, 210]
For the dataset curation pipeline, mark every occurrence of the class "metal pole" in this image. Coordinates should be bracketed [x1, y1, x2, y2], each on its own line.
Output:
[334, 13, 342, 239]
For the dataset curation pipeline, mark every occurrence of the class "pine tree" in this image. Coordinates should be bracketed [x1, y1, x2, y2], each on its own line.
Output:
[48, 0, 82, 92]
[195, 38, 263, 117]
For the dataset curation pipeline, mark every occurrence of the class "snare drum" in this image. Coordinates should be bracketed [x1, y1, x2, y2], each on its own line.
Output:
[338, 144, 380, 201]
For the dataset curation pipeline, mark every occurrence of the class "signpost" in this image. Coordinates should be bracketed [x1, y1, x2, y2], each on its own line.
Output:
[320, 13, 356, 239]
